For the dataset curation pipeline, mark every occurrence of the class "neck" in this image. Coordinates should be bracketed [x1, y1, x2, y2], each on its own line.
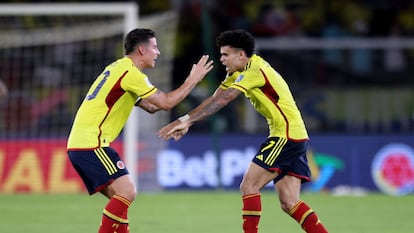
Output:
[238, 56, 251, 71]
[126, 54, 144, 70]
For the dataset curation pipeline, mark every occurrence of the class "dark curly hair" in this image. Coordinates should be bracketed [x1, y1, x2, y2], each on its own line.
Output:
[216, 29, 255, 57]
[124, 28, 156, 55]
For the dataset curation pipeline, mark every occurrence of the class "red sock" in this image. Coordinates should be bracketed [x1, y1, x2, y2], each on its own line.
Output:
[98, 195, 131, 233]
[289, 200, 328, 233]
[242, 193, 262, 233]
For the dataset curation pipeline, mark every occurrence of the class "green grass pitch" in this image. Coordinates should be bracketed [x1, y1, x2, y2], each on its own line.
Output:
[1, 191, 413, 233]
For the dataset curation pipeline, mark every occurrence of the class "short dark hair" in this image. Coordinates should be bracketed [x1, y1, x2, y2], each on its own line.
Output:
[124, 28, 156, 55]
[216, 29, 255, 57]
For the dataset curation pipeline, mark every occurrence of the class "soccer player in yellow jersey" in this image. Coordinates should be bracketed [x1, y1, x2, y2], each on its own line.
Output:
[158, 29, 328, 233]
[67, 28, 213, 233]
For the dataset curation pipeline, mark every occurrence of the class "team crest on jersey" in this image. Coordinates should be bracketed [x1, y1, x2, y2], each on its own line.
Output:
[116, 160, 126, 169]
[235, 74, 244, 82]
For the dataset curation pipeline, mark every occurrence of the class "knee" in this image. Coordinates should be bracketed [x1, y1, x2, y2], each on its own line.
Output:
[240, 180, 258, 195]
[121, 184, 137, 202]
[113, 181, 137, 202]
[280, 199, 297, 213]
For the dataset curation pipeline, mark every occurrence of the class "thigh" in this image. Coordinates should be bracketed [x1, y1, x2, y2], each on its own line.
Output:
[275, 175, 301, 205]
[274, 175, 303, 212]
[240, 162, 278, 195]
[102, 174, 136, 200]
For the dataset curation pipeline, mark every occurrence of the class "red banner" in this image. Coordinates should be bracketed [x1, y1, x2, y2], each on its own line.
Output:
[0, 139, 122, 193]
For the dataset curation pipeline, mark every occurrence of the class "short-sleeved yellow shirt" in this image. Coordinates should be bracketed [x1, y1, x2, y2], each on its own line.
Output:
[220, 54, 308, 141]
[67, 57, 157, 149]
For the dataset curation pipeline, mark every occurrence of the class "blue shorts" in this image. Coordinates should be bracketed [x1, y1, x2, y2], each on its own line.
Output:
[68, 147, 129, 194]
[252, 137, 311, 183]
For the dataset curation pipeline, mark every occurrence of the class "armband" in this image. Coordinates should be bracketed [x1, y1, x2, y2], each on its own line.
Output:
[178, 114, 190, 123]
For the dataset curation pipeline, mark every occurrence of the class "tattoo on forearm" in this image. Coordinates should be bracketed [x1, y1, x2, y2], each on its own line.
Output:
[199, 102, 223, 120]
[139, 99, 160, 113]
[191, 88, 239, 122]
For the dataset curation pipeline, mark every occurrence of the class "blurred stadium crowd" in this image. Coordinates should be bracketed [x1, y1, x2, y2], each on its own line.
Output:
[169, 0, 414, 85]
[170, 0, 414, 134]
[0, 0, 413, 136]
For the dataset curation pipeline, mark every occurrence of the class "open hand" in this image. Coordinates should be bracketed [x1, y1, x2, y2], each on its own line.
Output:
[188, 55, 214, 83]
[157, 120, 190, 141]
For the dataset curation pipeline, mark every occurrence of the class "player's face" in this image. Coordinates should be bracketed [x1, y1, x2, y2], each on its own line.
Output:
[142, 37, 160, 68]
[219, 46, 245, 73]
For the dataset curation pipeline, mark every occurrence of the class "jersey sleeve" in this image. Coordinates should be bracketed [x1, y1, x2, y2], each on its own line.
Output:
[225, 68, 265, 94]
[122, 69, 158, 99]
[219, 72, 239, 90]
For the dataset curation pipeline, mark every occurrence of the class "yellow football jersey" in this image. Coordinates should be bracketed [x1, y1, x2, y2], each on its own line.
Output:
[67, 57, 157, 149]
[220, 54, 308, 141]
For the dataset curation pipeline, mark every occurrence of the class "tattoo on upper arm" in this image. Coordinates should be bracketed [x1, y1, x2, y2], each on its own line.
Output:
[223, 88, 240, 100]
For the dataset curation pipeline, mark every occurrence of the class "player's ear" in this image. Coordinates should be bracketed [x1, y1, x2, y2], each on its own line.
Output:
[238, 50, 245, 58]
[137, 44, 146, 55]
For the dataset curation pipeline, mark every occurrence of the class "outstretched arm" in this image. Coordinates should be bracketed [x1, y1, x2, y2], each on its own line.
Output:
[144, 55, 213, 111]
[135, 98, 160, 113]
[157, 87, 241, 141]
